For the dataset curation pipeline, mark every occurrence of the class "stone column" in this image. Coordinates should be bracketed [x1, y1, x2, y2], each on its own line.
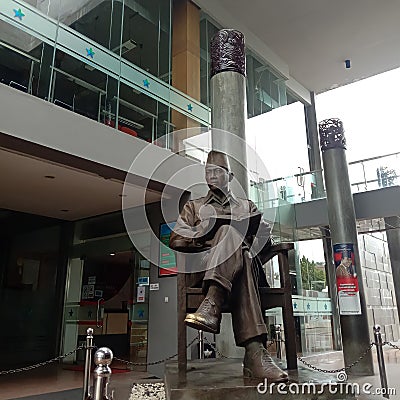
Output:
[321, 226, 343, 351]
[210, 29, 248, 358]
[210, 29, 248, 196]
[304, 92, 324, 199]
[319, 118, 373, 375]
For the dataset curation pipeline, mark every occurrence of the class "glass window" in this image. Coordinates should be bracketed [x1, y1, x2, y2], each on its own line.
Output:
[117, 80, 158, 142]
[0, 23, 53, 99]
[121, 0, 171, 78]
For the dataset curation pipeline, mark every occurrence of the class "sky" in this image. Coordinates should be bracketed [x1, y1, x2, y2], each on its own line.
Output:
[246, 66, 400, 181]
[246, 66, 400, 262]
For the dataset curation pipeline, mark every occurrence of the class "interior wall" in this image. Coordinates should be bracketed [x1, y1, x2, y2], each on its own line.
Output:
[0, 222, 62, 368]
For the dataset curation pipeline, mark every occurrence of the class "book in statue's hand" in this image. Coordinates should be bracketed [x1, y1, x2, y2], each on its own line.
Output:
[200, 211, 262, 241]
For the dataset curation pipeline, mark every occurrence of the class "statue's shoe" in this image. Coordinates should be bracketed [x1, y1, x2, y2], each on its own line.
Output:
[243, 347, 288, 382]
[184, 297, 221, 334]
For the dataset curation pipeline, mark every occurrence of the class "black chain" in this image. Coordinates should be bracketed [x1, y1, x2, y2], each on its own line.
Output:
[114, 337, 198, 367]
[384, 341, 400, 351]
[297, 343, 374, 374]
[0, 346, 84, 375]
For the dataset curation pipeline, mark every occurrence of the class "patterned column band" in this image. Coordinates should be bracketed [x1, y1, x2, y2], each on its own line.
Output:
[210, 29, 246, 78]
[318, 118, 347, 152]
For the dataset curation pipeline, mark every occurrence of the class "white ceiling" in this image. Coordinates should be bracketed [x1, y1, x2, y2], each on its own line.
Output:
[0, 148, 161, 221]
[196, 0, 400, 94]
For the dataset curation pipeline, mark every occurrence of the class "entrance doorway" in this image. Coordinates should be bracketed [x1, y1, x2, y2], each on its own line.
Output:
[62, 247, 150, 369]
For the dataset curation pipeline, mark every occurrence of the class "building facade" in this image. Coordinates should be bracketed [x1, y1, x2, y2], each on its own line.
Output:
[0, 0, 399, 376]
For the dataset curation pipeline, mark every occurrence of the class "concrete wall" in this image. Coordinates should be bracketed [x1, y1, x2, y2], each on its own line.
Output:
[294, 186, 400, 230]
[0, 83, 204, 193]
[358, 232, 400, 342]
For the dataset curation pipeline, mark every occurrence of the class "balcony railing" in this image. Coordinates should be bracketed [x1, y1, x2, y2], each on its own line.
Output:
[252, 151, 400, 212]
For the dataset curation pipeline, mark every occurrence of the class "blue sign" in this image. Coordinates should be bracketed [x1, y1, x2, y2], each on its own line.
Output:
[138, 277, 149, 286]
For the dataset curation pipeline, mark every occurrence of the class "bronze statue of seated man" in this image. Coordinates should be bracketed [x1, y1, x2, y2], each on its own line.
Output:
[170, 150, 288, 382]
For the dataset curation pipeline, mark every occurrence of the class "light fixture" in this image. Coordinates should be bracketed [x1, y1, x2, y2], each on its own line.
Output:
[112, 39, 137, 55]
[84, 64, 95, 71]
[110, 253, 116, 256]
[344, 59, 351, 69]
[44, 175, 55, 179]
[60, 209, 69, 212]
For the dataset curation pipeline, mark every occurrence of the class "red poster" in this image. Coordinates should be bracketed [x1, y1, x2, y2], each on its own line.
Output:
[333, 243, 361, 315]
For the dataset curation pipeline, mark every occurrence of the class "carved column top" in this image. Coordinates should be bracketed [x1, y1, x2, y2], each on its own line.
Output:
[318, 118, 347, 152]
[210, 29, 246, 78]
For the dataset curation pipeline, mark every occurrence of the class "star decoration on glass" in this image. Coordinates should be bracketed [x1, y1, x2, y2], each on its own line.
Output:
[204, 349, 213, 358]
[86, 47, 95, 58]
[187, 103, 193, 112]
[324, 303, 328, 310]
[13, 8, 25, 21]
[306, 303, 311, 310]
[138, 309, 144, 318]
[143, 79, 150, 88]
[293, 302, 297, 309]
[68, 309, 74, 317]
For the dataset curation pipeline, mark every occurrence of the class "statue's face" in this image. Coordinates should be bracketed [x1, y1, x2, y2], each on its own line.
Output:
[205, 164, 230, 193]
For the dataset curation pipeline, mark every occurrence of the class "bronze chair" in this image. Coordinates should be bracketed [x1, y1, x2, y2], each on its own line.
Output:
[176, 242, 297, 380]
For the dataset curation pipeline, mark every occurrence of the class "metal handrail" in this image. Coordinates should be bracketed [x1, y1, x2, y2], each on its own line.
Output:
[0, 40, 40, 63]
[51, 67, 106, 95]
[348, 151, 400, 165]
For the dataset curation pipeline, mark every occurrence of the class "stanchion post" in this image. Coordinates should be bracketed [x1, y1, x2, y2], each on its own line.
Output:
[198, 330, 204, 360]
[83, 328, 94, 400]
[93, 347, 113, 400]
[373, 325, 389, 399]
[275, 325, 282, 359]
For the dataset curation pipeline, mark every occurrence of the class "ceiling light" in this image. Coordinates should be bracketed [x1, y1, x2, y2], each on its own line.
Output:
[60, 209, 69, 212]
[44, 175, 55, 179]
[112, 39, 137, 55]
[84, 64, 95, 71]
[110, 253, 116, 256]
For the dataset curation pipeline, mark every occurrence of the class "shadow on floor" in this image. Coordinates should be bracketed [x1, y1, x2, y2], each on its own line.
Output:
[12, 389, 81, 400]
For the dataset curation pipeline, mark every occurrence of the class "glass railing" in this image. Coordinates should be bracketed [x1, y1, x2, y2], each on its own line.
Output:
[348, 152, 400, 193]
[253, 151, 400, 211]
[251, 170, 325, 209]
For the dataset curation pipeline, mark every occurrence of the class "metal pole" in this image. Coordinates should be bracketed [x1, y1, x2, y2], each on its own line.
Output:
[319, 118, 374, 375]
[93, 347, 113, 400]
[373, 325, 389, 399]
[83, 328, 94, 400]
[198, 330, 204, 359]
[275, 325, 282, 359]
[28, 60, 34, 94]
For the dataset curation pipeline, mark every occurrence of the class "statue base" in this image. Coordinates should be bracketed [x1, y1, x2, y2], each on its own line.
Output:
[164, 359, 355, 400]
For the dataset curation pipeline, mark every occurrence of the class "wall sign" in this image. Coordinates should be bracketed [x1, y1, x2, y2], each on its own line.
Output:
[159, 222, 177, 276]
[137, 286, 146, 303]
[333, 243, 361, 315]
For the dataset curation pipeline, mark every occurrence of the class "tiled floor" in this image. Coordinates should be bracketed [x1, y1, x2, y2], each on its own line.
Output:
[299, 345, 400, 399]
[1, 344, 400, 400]
[0, 364, 156, 400]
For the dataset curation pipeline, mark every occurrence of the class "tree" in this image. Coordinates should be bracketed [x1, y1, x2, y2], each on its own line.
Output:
[377, 166, 397, 188]
[300, 255, 326, 291]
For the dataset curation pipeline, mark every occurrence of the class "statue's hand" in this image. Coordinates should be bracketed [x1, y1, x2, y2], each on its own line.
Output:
[193, 219, 211, 243]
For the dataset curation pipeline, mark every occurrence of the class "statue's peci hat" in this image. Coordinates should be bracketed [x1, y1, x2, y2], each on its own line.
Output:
[206, 150, 231, 172]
